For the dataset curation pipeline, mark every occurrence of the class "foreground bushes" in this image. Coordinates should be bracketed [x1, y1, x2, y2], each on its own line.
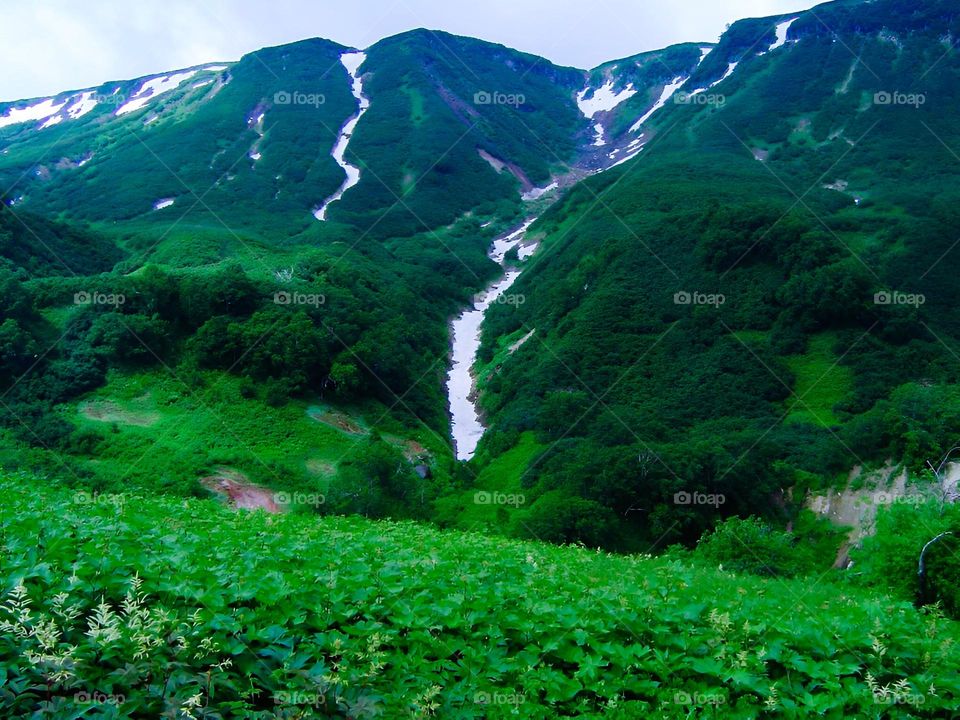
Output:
[1, 473, 959, 718]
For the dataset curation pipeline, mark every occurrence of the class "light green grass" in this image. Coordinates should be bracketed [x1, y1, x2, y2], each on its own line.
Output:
[784, 332, 853, 427]
[439, 431, 544, 532]
[64, 369, 443, 497]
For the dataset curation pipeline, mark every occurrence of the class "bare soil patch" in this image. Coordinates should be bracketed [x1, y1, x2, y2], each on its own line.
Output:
[201, 468, 282, 513]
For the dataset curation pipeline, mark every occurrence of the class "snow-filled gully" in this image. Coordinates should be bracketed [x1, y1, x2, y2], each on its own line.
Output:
[314, 51, 369, 221]
[447, 219, 538, 461]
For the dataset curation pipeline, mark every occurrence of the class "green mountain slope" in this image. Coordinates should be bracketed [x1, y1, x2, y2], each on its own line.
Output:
[338, 29, 586, 236]
[2, 472, 958, 718]
[0, 39, 355, 238]
[0, 23, 726, 507]
[472, 0, 960, 548]
[0, 203, 120, 276]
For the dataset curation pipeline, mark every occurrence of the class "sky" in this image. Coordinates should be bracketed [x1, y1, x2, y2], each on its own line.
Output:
[0, 0, 819, 101]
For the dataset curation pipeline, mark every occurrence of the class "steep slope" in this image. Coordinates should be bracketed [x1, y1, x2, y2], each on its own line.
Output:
[0, 203, 120, 276]
[577, 42, 715, 167]
[0, 39, 357, 239]
[331, 29, 587, 236]
[469, 0, 960, 549]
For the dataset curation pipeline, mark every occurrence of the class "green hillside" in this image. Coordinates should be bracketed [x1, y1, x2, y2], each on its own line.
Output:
[1, 472, 958, 718]
[473, 0, 960, 549]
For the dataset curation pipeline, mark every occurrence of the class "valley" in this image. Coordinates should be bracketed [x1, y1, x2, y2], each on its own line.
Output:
[2, 0, 960, 715]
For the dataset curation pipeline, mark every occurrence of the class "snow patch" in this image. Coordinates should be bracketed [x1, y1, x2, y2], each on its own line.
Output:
[66, 91, 98, 119]
[0, 98, 67, 129]
[116, 71, 198, 116]
[610, 148, 643, 168]
[710, 62, 739, 88]
[521, 182, 558, 202]
[576, 81, 637, 118]
[517, 241, 539, 260]
[760, 18, 799, 55]
[629, 76, 686, 133]
[449, 217, 541, 460]
[248, 111, 266, 163]
[203, 65, 229, 72]
[592, 123, 606, 147]
[314, 52, 369, 221]
[153, 198, 175, 210]
[490, 219, 535, 263]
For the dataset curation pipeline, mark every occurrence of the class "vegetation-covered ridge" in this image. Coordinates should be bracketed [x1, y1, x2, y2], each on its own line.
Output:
[2, 473, 959, 718]
[470, 0, 960, 550]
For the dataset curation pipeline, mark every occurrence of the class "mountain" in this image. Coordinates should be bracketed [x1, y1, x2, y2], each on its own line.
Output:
[4, 0, 960, 716]
[0, 24, 723, 502]
[0, 0, 958, 614]
[464, 0, 960, 549]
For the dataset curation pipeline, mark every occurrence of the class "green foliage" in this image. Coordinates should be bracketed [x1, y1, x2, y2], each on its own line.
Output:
[1, 472, 959, 718]
[695, 516, 819, 578]
[474, 0, 960, 549]
[854, 499, 960, 617]
[0, 205, 120, 276]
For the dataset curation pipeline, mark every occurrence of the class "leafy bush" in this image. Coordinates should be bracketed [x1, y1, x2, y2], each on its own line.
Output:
[1, 473, 959, 718]
[695, 516, 818, 577]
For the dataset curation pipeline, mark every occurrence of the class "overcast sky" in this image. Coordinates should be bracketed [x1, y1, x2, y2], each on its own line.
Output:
[1, 0, 818, 101]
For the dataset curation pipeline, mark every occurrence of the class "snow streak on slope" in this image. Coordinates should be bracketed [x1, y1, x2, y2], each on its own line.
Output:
[629, 76, 687, 133]
[522, 183, 558, 202]
[0, 98, 66, 129]
[116, 71, 199, 116]
[115, 65, 226, 117]
[714, 62, 739, 86]
[448, 219, 538, 460]
[314, 52, 369, 221]
[249, 111, 265, 162]
[66, 91, 98, 119]
[576, 81, 637, 118]
[762, 18, 799, 54]
[592, 123, 606, 146]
